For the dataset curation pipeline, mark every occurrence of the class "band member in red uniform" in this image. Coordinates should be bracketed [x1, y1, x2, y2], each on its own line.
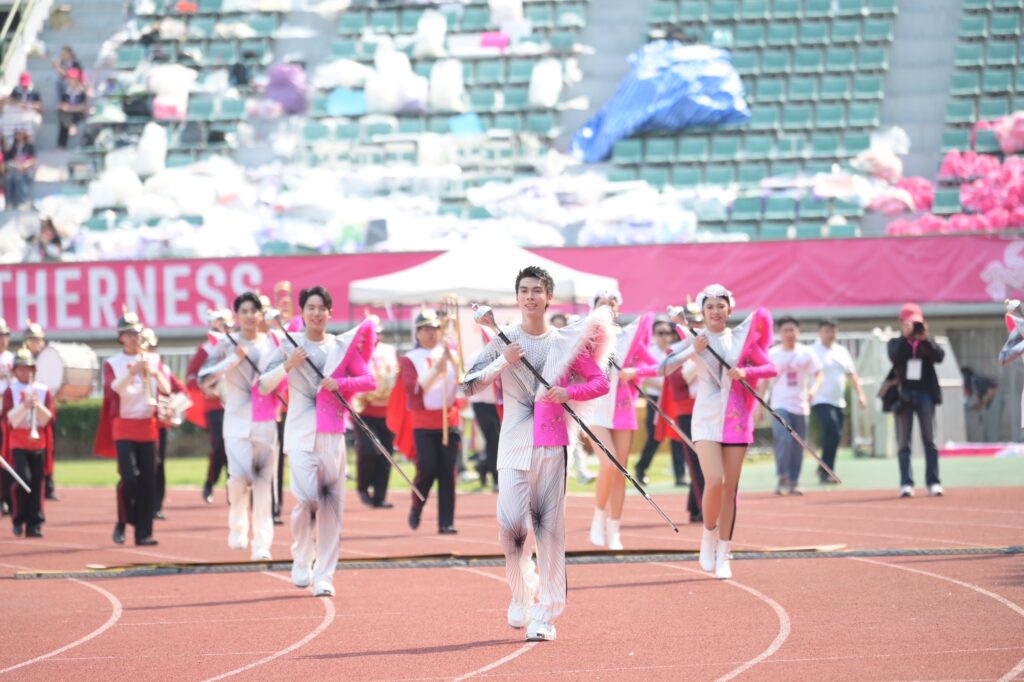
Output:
[400, 310, 461, 535]
[142, 328, 190, 521]
[2, 349, 54, 537]
[95, 311, 169, 546]
[21, 322, 58, 502]
[0, 318, 13, 517]
[187, 310, 231, 504]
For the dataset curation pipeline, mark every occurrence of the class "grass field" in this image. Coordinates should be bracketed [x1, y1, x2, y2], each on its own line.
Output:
[53, 447, 1023, 495]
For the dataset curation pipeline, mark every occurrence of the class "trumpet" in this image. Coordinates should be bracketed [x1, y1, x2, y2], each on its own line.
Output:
[140, 337, 158, 408]
[28, 392, 40, 440]
[439, 295, 466, 447]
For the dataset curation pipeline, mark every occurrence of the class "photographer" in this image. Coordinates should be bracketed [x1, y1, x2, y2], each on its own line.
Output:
[887, 304, 945, 498]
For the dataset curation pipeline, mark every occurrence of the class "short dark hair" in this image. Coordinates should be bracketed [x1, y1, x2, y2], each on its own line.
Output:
[777, 316, 800, 329]
[299, 285, 333, 311]
[233, 291, 262, 313]
[515, 266, 554, 297]
[819, 318, 838, 329]
[549, 312, 568, 325]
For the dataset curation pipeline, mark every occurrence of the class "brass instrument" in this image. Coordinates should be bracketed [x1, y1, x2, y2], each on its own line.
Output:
[439, 295, 466, 446]
[274, 280, 294, 325]
[140, 330, 158, 408]
[28, 391, 40, 440]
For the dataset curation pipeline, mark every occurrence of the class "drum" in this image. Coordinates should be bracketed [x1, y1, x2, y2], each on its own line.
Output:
[35, 342, 100, 401]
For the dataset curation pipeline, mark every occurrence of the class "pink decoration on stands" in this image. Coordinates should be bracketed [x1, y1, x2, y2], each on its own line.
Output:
[480, 32, 510, 49]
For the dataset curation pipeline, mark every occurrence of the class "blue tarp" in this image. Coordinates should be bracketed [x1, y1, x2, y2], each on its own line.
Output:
[571, 41, 751, 163]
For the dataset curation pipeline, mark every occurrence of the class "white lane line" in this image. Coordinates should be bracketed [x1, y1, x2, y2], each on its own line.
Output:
[452, 566, 537, 681]
[0, 569, 123, 675]
[654, 563, 791, 682]
[749, 508, 1024, 532]
[850, 557, 1024, 682]
[742, 522, 995, 549]
[201, 571, 335, 682]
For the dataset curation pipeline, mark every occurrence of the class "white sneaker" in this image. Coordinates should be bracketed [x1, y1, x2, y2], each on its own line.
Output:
[900, 485, 914, 498]
[228, 533, 248, 550]
[699, 525, 719, 572]
[291, 563, 312, 588]
[313, 580, 335, 597]
[589, 509, 606, 547]
[507, 601, 529, 629]
[251, 550, 272, 561]
[606, 519, 623, 551]
[715, 540, 733, 580]
[928, 484, 944, 497]
[525, 620, 556, 642]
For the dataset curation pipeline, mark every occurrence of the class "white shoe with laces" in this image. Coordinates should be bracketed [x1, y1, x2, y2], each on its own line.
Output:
[507, 602, 529, 629]
[714, 540, 733, 580]
[699, 525, 719, 572]
[525, 620, 556, 642]
[928, 484, 944, 497]
[251, 549, 272, 561]
[900, 485, 914, 498]
[313, 580, 335, 597]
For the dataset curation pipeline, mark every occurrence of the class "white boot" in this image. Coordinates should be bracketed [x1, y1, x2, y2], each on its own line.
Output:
[606, 518, 623, 551]
[589, 508, 606, 547]
[715, 539, 732, 580]
[699, 525, 719, 572]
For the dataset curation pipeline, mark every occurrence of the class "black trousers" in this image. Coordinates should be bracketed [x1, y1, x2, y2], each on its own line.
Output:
[356, 415, 394, 504]
[155, 428, 167, 513]
[812, 403, 844, 479]
[204, 409, 227, 488]
[273, 419, 285, 517]
[635, 398, 687, 481]
[12, 448, 45, 529]
[471, 402, 500, 486]
[411, 428, 459, 528]
[0, 430, 10, 513]
[677, 414, 704, 517]
[116, 439, 156, 541]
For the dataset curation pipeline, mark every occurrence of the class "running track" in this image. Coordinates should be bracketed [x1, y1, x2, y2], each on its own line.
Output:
[1, 486, 1022, 680]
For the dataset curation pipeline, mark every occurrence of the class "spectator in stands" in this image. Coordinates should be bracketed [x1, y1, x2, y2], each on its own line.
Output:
[634, 316, 687, 486]
[767, 317, 822, 495]
[4, 129, 37, 210]
[6, 73, 42, 114]
[888, 303, 945, 498]
[57, 69, 88, 149]
[810, 320, 867, 484]
[52, 46, 84, 98]
[26, 218, 63, 262]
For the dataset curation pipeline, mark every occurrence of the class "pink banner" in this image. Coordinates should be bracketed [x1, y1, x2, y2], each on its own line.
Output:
[0, 234, 1017, 334]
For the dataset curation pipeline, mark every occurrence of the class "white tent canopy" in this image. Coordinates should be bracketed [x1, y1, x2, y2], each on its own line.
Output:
[348, 239, 619, 305]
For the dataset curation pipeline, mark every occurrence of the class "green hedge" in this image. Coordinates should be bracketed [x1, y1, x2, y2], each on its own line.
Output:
[54, 399, 211, 459]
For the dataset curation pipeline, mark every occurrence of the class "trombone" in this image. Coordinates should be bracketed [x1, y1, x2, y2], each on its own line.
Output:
[439, 295, 466, 446]
[140, 334, 158, 408]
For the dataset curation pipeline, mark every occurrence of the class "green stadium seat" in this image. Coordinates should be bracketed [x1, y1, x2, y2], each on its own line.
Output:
[789, 77, 818, 100]
[239, 40, 269, 64]
[187, 98, 215, 121]
[859, 46, 888, 70]
[980, 97, 1010, 119]
[1017, 70, 1024, 91]
[805, 0, 834, 19]
[755, 78, 785, 102]
[950, 72, 980, 96]
[735, 25, 766, 49]
[831, 19, 861, 44]
[527, 113, 556, 136]
[371, 10, 400, 33]
[673, 166, 701, 187]
[849, 102, 880, 127]
[647, 0, 675, 23]
[768, 23, 798, 47]
[397, 118, 426, 135]
[678, 137, 709, 162]
[731, 197, 762, 222]
[727, 224, 757, 239]
[776, 135, 806, 158]
[710, 0, 740, 21]
[639, 167, 669, 189]
[331, 39, 358, 59]
[933, 188, 962, 215]
[986, 42, 1016, 66]
[760, 224, 792, 240]
[955, 43, 984, 67]
[799, 196, 831, 219]
[612, 139, 643, 165]
[198, 0, 222, 13]
[761, 51, 792, 74]
[990, 13, 1021, 38]
[607, 167, 637, 183]
[216, 97, 245, 120]
[816, 104, 846, 128]
[800, 22, 830, 45]
[302, 121, 331, 143]
[208, 42, 238, 65]
[994, 0, 1022, 7]
[711, 136, 742, 161]
[844, 131, 871, 154]
[525, 4, 554, 28]
[765, 197, 796, 221]
[826, 223, 859, 239]
[983, 70, 1013, 93]
[774, 0, 801, 20]
[334, 120, 360, 140]
[782, 104, 813, 130]
[732, 51, 759, 74]
[868, 0, 898, 13]
[863, 19, 894, 42]
[645, 138, 676, 164]
[974, 129, 1002, 153]
[821, 76, 852, 100]
[476, 61, 505, 86]
[507, 59, 535, 85]
[469, 90, 498, 112]
[338, 11, 366, 35]
[556, 3, 586, 28]
[942, 128, 971, 152]
[795, 223, 825, 239]
[706, 166, 736, 185]
[549, 32, 576, 53]
[963, 0, 991, 8]
[745, 134, 775, 160]
[740, 0, 770, 21]
[960, 15, 987, 39]
[116, 45, 145, 69]
[771, 161, 801, 176]
[188, 16, 217, 39]
[826, 47, 857, 72]
[738, 163, 769, 185]
[749, 106, 779, 130]
[502, 87, 529, 110]
[794, 48, 825, 73]
[853, 75, 883, 99]
[836, 0, 866, 16]
[679, 0, 707, 22]
[249, 15, 277, 37]
[400, 10, 424, 34]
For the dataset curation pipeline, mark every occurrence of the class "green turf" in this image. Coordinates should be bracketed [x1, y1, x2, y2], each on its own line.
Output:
[53, 448, 1023, 494]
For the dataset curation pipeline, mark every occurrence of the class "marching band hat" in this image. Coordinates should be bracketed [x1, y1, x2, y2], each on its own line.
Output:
[415, 309, 442, 329]
[696, 284, 736, 310]
[13, 347, 35, 368]
[24, 321, 45, 339]
[684, 301, 704, 323]
[0, 318, 9, 335]
[117, 310, 143, 334]
[590, 289, 623, 310]
[141, 327, 158, 348]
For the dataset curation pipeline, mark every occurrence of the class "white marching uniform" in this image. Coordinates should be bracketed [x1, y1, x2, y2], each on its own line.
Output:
[260, 327, 374, 593]
[200, 332, 281, 559]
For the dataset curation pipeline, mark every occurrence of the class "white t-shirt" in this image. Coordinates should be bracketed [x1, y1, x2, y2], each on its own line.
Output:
[768, 344, 821, 415]
[811, 340, 856, 408]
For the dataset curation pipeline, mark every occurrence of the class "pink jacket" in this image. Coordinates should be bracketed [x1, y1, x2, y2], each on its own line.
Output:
[315, 320, 378, 433]
[534, 352, 609, 446]
[722, 308, 777, 444]
[613, 312, 659, 430]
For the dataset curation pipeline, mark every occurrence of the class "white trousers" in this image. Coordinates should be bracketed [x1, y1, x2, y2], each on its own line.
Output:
[290, 432, 346, 587]
[225, 421, 278, 557]
[497, 446, 567, 624]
